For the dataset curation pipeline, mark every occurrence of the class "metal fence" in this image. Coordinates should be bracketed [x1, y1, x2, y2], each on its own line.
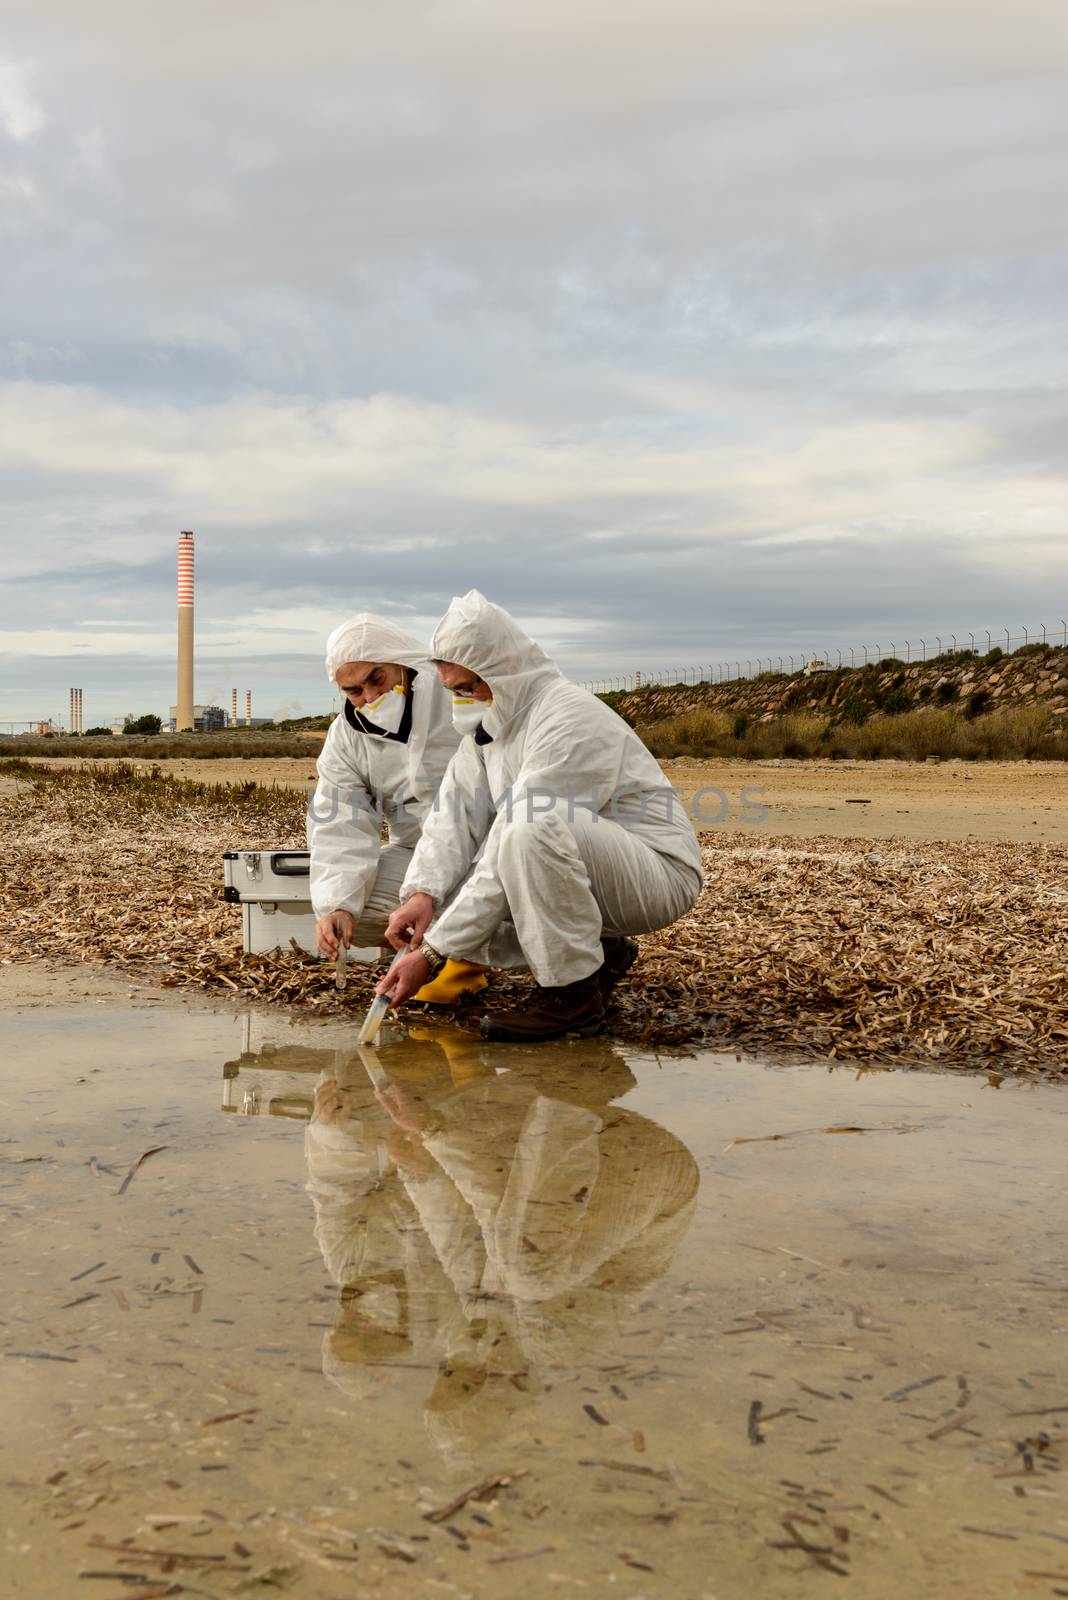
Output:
[578, 620, 1068, 695]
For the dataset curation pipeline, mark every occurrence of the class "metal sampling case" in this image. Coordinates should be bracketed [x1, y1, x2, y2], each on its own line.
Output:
[222, 848, 380, 960]
[222, 848, 321, 955]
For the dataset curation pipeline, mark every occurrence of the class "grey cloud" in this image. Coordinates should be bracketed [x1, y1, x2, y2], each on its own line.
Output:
[1, 0, 1066, 715]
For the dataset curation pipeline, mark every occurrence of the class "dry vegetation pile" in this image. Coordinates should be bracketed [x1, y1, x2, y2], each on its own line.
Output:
[2, 760, 1065, 1077]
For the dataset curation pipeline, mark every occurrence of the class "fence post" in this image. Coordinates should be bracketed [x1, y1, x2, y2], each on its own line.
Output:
[904, 640, 910, 661]
[1004, 629, 1010, 651]
[920, 638, 926, 660]
[1040, 624, 1047, 645]
[1022, 626, 1029, 647]
[935, 635, 942, 655]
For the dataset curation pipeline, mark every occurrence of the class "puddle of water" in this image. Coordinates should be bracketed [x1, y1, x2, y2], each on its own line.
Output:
[1, 983, 1066, 1598]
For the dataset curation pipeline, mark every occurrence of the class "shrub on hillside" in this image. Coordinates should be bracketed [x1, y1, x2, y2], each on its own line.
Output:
[1014, 642, 1052, 658]
[882, 687, 912, 715]
[841, 693, 869, 725]
[935, 681, 959, 704]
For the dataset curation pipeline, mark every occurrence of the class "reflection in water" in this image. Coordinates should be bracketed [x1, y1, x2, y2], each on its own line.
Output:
[303, 1030, 699, 1464]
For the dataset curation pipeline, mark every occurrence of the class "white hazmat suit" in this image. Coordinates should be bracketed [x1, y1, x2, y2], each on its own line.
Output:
[308, 614, 460, 945]
[401, 591, 704, 987]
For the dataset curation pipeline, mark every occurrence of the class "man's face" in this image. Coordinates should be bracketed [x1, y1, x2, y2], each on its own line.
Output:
[335, 660, 405, 709]
[435, 661, 493, 702]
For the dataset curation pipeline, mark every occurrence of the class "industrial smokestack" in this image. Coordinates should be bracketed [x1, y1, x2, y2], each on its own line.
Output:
[245, 689, 251, 728]
[231, 688, 238, 729]
[176, 531, 195, 732]
[69, 687, 83, 735]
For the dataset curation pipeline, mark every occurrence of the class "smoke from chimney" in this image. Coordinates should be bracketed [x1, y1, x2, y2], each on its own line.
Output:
[176, 531, 195, 732]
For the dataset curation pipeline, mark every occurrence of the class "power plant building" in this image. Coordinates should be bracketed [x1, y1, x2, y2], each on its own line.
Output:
[167, 703, 227, 733]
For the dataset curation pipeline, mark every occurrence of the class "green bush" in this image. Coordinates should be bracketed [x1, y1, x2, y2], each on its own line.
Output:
[841, 692, 869, 726]
[965, 689, 991, 720]
[983, 646, 1003, 662]
[83, 726, 114, 738]
[732, 712, 749, 740]
[935, 681, 959, 704]
[123, 714, 162, 735]
[882, 687, 912, 715]
[1014, 642, 1051, 658]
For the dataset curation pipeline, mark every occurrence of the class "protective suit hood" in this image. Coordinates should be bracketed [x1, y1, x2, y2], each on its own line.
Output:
[430, 591, 561, 732]
[324, 613, 429, 681]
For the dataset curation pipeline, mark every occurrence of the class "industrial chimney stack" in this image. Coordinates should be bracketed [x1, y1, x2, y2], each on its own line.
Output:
[69, 687, 83, 734]
[231, 688, 238, 729]
[176, 531, 195, 732]
[245, 689, 252, 728]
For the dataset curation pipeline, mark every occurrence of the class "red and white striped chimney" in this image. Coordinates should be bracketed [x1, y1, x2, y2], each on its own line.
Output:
[176, 531, 195, 731]
[231, 688, 238, 728]
[245, 689, 251, 728]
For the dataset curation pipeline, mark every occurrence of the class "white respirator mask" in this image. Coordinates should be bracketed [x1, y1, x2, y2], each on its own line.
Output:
[452, 695, 490, 735]
[358, 683, 407, 735]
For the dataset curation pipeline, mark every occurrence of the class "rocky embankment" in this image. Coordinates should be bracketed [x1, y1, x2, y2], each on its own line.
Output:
[614, 645, 1068, 727]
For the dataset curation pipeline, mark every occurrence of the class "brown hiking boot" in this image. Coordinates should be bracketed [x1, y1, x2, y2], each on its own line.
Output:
[479, 971, 606, 1043]
[599, 935, 639, 996]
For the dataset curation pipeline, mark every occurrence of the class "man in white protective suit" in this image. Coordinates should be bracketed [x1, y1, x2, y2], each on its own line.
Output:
[376, 591, 704, 1041]
[309, 612, 488, 1005]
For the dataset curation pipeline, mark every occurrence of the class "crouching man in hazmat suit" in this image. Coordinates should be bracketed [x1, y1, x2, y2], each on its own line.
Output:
[376, 591, 704, 1041]
[309, 612, 488, 1005]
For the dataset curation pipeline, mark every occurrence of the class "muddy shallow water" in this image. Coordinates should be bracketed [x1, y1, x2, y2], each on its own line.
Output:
[1, 974, 1066, 1598]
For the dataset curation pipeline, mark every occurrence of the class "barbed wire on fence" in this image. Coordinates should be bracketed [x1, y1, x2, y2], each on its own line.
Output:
[577, 620, 1068, 696]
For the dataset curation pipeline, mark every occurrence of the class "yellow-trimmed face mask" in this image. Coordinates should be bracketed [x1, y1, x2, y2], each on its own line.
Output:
[452, 695, 490, 735]
[359, 683, 407, 734]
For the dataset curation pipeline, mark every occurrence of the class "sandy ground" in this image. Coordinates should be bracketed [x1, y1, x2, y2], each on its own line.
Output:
[18, 753, 1068, 844]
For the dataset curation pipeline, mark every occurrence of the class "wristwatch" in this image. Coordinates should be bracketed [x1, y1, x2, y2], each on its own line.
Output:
[419, 940, 447, 983]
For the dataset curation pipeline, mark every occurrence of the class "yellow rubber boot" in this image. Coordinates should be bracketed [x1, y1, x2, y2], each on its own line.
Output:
[414, 959, 489, 1006]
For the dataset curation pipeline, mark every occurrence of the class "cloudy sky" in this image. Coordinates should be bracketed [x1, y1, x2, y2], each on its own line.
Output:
[2, 0, 1066, 725]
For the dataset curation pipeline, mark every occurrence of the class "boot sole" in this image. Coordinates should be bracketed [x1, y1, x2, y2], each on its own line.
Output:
[479, 1016, 606, 1043]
